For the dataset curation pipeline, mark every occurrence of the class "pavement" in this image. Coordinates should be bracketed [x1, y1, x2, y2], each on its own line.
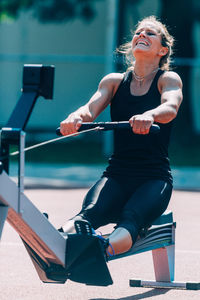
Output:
[0, 188, 200, 300]
[9, 162, 200, 190]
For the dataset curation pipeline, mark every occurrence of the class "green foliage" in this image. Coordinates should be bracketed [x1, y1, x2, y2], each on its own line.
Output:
[0, 0, 33, 20]
[0, 0, 97, 23]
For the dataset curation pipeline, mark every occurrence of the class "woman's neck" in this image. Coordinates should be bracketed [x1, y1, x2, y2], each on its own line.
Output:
[132, 59, 160, 87]
[133, 60, 159, 78]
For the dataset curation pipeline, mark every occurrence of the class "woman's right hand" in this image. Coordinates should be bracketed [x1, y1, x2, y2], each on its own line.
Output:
[60, 113, 83, 136]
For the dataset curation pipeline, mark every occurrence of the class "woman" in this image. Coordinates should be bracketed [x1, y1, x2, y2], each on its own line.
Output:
[59, 16, 183, 257]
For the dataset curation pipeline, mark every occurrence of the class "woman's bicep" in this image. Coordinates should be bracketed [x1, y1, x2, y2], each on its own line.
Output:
[160, 72, 183, 111]
[84, 73, 123, 120]
[86, 74, 120, 119]
[87, 87, 112, 119]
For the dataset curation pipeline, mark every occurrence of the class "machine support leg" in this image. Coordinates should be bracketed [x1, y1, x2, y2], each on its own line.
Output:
[152, 224, 175, 282]
[130, 224, 200, 290]
[18, 131, 25, 214]
[152, 243, 175, 282]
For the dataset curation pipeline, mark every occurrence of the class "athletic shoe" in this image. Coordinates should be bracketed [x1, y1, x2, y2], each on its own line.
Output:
[74, 220, 115, 259]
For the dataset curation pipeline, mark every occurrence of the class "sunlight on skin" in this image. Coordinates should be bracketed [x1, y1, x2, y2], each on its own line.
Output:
[107, 227, 133, 256]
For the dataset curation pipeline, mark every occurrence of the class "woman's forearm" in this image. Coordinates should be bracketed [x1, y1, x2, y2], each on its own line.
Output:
[145, 102, 178, 124]
[70, 104, 95, 122]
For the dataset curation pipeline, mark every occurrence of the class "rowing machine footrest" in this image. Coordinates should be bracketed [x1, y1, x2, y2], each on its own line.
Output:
[66, 234, 113, 286]
[45, 263, 69, 283]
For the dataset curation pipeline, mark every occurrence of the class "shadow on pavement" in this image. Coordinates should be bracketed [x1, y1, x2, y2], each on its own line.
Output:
[90, 288, 169, 300]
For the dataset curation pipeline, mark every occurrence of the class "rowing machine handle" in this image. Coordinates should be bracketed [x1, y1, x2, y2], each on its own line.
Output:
[56, 121, 160, 136]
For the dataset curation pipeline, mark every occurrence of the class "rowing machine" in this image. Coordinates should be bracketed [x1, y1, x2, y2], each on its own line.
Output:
[0, 64, 199, 289]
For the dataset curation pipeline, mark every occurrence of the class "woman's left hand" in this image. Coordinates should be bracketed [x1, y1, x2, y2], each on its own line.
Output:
[129, 114, 154, 134]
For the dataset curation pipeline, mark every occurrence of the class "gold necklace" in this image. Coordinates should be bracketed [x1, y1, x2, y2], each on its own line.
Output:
[133, 67, 159, 85]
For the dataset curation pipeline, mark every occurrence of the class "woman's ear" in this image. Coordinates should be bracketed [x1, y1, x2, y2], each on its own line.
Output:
[159, 47, 168, 57]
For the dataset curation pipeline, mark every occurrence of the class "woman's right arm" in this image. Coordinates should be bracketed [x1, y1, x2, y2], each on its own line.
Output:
[60, 73, 123, 136]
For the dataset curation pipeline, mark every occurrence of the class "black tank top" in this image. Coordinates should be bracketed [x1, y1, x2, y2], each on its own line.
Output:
[103, 70, 173, 184]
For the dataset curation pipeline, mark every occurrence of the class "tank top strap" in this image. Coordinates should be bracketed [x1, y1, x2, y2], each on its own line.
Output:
[147, 69, 164, 96]
[152, 69, 164, 87]
[120, 70, 132, 85]
[111, 71, 132, 102]
[120, 70, 132, 90]
[126, 70, 133, 83]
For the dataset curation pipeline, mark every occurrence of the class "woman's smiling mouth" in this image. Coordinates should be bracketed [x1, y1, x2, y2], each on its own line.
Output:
[136, 39, 149, 46]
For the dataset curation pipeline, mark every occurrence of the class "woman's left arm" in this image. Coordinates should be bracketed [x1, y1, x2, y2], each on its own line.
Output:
[129, 71, 183, 134]
[151, 71, 183, 123]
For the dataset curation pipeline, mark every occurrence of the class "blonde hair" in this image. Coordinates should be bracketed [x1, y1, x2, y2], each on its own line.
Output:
[117, 16, 174, 71]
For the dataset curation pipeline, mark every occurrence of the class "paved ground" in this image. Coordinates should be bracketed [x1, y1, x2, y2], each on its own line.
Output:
[0, 188, 200, 300]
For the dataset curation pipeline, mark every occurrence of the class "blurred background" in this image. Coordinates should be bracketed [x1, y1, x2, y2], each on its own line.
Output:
[0, 0, 200, 188]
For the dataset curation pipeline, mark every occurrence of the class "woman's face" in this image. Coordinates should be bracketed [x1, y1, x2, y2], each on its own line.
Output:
[132, 21, 166, 58]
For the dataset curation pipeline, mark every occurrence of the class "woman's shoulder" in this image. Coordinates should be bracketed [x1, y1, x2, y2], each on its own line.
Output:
[158, 70, 183, 90]
[99, 72, 125, 95]
[100, 72, 125, 85]
[159, 70, 182, 83]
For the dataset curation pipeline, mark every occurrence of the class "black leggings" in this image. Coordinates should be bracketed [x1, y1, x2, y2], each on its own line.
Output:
[72, 176, 172, 243]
